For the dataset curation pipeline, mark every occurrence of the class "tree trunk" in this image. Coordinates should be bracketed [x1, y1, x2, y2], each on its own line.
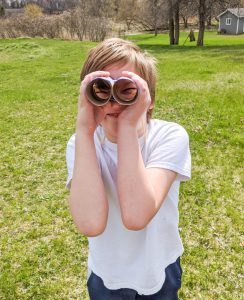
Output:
[154, 9, 158, 36]
[197, 0, 205, 47]
[126, 18, 132, 31]
[154, 27, 158, 36]
[182, 16, 188, 29]
[207, 14, 211, 29]
[153, 0, 158, 36]
[168, 0, 175, 45]
[174, 0, 180, 45]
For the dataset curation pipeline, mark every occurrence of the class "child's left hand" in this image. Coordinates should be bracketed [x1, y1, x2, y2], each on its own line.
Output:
[117, 71, 152, 127]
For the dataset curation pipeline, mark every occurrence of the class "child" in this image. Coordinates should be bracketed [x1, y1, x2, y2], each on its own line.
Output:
[66, 38, 191, 299]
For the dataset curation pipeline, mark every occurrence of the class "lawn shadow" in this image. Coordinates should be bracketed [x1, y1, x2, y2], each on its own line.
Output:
[138, 44, 244, 62]
[138, 43, 244, 52]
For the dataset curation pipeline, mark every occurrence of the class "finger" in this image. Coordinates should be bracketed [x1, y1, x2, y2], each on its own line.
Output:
[94, 106, 107, 123]
[122, 72, 151, 109]
[78, 71, 110, 108]
[84, 70, 110, 82]
[121, 71, 143, 82]
[80, 71, 110, 93]
[121, 71, 147, 91]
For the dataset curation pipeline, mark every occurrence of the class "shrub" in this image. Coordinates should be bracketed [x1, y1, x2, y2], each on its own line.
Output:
[218, 28, 227, 35]
[24, 3, 43, 17]
[0, 7, 111, 41]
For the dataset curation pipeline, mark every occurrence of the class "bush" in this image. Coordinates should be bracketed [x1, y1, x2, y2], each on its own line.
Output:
[0, 8, 111, 42]
[24, 3, 43, 17]
[218, 28, 227, 35]
[0, 6, 5, 17]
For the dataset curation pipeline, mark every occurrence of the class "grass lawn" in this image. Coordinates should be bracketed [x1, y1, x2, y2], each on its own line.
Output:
[0, 31, 243, 299]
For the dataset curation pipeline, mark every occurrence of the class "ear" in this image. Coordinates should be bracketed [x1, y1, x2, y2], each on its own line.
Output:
[149, 102, 154, 109]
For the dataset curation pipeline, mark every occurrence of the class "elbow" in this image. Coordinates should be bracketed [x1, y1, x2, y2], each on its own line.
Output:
[75, 222, 107, 237]
[124, 222, 146, 231]
[120, 196, 155, 231]
[122, 213, 149, 231]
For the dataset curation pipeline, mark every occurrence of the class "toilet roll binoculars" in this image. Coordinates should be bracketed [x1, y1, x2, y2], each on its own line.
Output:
[86, 77, 138, 106]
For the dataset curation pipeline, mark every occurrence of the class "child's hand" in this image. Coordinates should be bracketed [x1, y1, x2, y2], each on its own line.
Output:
[76, 71, 110, 134]
[117, 71, 151, 127]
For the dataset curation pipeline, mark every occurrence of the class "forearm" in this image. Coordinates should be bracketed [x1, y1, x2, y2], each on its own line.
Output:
[117, 125, 155, 230]
[69, 130, 108, 236]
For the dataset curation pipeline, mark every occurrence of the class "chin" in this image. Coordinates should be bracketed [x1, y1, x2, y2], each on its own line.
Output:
[101, 119, 118, 137]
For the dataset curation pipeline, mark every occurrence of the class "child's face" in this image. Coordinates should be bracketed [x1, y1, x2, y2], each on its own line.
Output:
[99, 61, 147, 143]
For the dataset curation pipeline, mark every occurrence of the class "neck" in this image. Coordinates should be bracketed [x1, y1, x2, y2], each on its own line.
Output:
[103, 120, 148, 143]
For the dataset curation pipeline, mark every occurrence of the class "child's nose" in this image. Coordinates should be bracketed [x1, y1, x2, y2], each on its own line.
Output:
[105, 100, 122, 110]
[111, 101, 122, 109]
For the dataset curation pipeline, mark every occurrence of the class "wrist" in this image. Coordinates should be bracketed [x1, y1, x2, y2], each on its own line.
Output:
[118, 122, 138, 138]
[118, 118, 138, 131]
[75, 126, 95, 137]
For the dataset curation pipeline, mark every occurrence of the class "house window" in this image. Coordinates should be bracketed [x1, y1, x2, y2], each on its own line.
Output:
[226, 18, 232, 25]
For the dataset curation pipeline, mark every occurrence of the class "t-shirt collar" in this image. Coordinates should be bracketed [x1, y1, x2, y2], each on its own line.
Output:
[97, 125, 148, 151]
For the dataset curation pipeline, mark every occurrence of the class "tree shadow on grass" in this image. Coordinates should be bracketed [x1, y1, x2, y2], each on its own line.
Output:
[138, 44, 244, 62]
[138, 43, 244, 52]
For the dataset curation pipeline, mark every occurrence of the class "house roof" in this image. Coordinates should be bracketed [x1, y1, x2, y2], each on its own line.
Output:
[218, 8, 244, 18]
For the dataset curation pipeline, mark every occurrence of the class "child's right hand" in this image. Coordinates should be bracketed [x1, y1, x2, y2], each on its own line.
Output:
[76, 71, 110, 135]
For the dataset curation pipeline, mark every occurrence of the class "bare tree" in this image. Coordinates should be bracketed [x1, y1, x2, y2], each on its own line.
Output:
[136, 0, 168, 33]
[174, 0, 180, 44]
[168, 0, 180, 45]
[197, 0, 205, 46]
[208, 0, 243, 25]
[168, 0, 175, 44]
[152, 0, 160, 36]
[117, 0, 141, 31]
[0, 0, 111, 40]
[180, 0, 198, 28]
[196, 0, 242, 46]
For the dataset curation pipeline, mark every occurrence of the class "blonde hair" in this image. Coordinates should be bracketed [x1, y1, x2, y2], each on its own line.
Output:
[80, 38, 157, 122]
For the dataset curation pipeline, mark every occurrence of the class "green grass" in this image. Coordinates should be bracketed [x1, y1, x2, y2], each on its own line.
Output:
[0, 32, 243, 299]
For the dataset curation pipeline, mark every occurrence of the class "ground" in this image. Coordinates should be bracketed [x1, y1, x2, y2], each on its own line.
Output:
[0, 32, 243, 299]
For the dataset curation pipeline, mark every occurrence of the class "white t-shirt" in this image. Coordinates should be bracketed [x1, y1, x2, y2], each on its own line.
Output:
[65, 119, 191, 296]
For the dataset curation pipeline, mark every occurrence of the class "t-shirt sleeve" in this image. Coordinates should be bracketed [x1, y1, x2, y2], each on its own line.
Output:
[65, 134, 75, 190]
[146, 123, 191, 182]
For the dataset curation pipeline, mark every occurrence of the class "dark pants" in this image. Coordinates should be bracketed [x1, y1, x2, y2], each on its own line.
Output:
[87, 257, 182, 300]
